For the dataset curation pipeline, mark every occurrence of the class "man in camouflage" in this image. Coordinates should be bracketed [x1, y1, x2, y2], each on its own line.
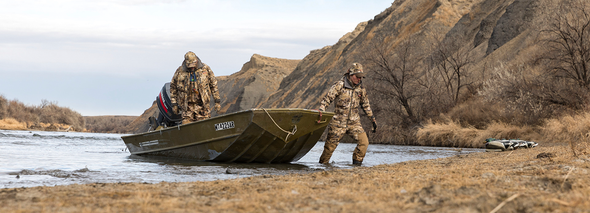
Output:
[170, 51, 221, 124]
[318, 63, 377, 165]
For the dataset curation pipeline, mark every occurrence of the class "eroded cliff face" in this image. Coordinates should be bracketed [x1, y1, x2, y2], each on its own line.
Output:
[260, 0, 486, 110]
[215, 54, 300, 114]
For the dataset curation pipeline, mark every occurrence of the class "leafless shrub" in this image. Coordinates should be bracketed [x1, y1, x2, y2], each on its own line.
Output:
[432, 36, 476, 106]
[364, 39, 425, 125]
[37, 100, 85, 131]
[0, 98, 85, 131]
[0, 95, 7, 119]
[541, 0, 590, 89]
[6, 100, 38, 125]
[367, 117, 418, 145]
[479, 63, 586, 126]
[84, 116, 137, 133]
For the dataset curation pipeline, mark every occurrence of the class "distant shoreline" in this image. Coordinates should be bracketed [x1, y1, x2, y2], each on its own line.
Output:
[0, 118, 78, 132]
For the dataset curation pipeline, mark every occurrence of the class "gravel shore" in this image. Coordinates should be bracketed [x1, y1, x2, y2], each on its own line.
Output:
[1, 144, 588, 212]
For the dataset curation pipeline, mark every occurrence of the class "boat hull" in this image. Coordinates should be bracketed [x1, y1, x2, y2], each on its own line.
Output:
[121, 108, 333, 163]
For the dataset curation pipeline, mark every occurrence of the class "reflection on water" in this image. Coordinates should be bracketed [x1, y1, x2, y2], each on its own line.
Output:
[0, 130, 482, 188]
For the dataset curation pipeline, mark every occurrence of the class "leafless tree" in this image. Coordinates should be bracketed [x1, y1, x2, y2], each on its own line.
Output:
[542, 0, 590, 90]
[364, 39, 425, 124]
[433, 37, 475, 105]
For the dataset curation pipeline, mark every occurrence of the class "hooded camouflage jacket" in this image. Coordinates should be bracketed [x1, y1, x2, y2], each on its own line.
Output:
[319, 76, 374, 125]
[170, 62, 220, 112]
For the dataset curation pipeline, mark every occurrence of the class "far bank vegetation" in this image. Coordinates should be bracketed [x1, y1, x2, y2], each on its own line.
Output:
[84, 116, 137, 133]
[0, 97, 85, 132]
[0, 96, 137, 133]
[364, 1, 590, 155]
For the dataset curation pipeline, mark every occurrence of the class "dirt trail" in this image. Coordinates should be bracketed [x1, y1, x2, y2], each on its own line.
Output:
[1, 145, 588, 212]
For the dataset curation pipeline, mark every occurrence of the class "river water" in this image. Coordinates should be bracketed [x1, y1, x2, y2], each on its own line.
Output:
[0, 130, 483, 189]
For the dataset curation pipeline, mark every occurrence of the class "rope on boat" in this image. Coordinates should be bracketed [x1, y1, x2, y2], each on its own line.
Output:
[263, 108, 297, 142]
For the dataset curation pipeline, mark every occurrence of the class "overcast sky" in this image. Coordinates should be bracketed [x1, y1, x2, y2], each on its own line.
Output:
[0, 0, 392, 116]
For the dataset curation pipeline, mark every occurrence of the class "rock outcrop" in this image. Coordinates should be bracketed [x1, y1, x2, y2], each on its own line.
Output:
[216, 54, 300, 114]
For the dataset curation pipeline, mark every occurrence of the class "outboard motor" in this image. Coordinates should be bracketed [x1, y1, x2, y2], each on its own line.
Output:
[152, 83, 182, 128]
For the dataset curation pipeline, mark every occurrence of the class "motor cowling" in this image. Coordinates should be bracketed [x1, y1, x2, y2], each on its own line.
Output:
[155, 82, 182, 127]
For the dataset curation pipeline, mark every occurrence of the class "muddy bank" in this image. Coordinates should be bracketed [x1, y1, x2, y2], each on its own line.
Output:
[1, 144, 588, 212]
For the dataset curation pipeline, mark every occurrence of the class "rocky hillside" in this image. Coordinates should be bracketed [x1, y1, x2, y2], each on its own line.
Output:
[216, 54, 300, 115]
[127, 0, 590, 145]
[261, 0, 533, 109]
[256, 0, 581, 143]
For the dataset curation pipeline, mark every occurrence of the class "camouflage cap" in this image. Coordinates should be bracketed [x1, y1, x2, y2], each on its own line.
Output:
[184, 51, 199, 68]
[348, 62, 365, 77]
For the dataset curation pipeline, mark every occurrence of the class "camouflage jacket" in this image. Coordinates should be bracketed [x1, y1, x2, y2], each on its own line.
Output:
[319, 76, 374, 124]
[170, 63, 220, 112]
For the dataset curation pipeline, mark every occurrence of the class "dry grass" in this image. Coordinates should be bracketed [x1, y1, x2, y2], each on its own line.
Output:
[416, 118, 541, 148]
[1, 145, 588, 212]
[0, 118, 76, 131]
[541, 112, 590, 157]
[433, 0, 478, 26]
[416, 111, 590, 158]
[0, 118, 27, 130]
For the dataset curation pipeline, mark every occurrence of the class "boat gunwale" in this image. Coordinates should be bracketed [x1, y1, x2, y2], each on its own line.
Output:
[121, 108, 333, 139]
[129, 133, 242, 155]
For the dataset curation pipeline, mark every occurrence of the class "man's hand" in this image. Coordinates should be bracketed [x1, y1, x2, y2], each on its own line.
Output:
[172, 102, 179, 114]
[215, 103, 221, 113]
[371, 120, 377, 133]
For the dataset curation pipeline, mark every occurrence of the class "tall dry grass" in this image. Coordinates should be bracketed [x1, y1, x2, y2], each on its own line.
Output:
[416, 110, 590, 157]
[541, 112, 590, 156]
[416, 116, 541, 148]
[0, 118, 27, 130]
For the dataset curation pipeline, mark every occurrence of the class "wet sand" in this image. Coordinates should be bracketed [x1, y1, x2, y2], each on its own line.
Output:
[1, 144, 588, 212]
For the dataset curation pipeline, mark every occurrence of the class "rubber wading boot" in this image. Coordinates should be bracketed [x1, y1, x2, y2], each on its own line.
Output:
[353, 160, 362, 165]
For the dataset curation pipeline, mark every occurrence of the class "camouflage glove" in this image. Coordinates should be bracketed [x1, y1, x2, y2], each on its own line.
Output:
[172, 102, 179, 114]
[371, 120, 377, 133]
[319, 105, 325, 112]
[214, 103, 221, 112]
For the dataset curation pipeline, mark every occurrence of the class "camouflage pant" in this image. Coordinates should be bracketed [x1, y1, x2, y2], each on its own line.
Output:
[319, 122, 369, 164]
[181, 102, 210, 124]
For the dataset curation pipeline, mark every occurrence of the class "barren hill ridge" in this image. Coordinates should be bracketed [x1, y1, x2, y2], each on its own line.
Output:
[216, 54, 300, 114]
